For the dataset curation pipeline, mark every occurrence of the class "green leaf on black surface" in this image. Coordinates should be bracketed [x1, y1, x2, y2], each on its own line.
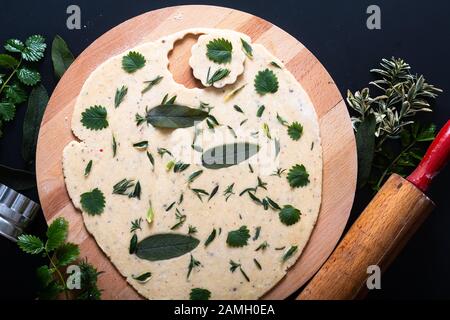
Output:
[81, 105, 108, 130]
[55, 242, 80, 266]
[36, 265, 53, 288]
[51, 35, 75, 79]
[0, 102, 15, 121]
[135, 233, 200, 261]
[4, 39, 24, 53]
[22, 35, 46, 62]
[17, 67, 41, 86]
[46, 217, 69, 251]
[4, 83, 27, 104]
[144, 104, 209, 129]
[17, 234, 44, 254]
[0, 164, 36, 190]
[201, 142, 260, 170]
[22, 84, 49, 164]
[0, 53, 19, 69]
[355, 114, 376, 188]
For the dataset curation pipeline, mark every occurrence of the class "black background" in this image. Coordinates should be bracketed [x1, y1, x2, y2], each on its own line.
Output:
[0, 0, 449, 300]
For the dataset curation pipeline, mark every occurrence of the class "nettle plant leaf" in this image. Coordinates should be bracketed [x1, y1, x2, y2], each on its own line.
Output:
[122, 51, 146, 73]
[287, 122, 304, 141]
[206, 38, 233, 64]
[279, 205, 301, 226]
[81, 105, 108, 130]
[80, 188, 106, 215]
[135, 233, 200, 261]
[226, 226, 250, 247]
[22, 35, 47, 62]
[46, 217, 69, 251]
[254, 69, 279, 95]
[17, 67, 41, 86]
[287, 164, 310, 188]
[201, 142, 260, 170]
[4, 83, 27, 104]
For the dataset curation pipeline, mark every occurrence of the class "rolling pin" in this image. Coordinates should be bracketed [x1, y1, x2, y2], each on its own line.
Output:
[299, 120, 450, 300]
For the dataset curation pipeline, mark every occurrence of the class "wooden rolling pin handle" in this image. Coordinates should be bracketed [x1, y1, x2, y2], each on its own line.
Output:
[408, 120, 450, 192]
[298, 121, 450, 300]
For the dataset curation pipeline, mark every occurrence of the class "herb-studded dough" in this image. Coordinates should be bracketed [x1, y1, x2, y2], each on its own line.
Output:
[62, 28, 322, 300]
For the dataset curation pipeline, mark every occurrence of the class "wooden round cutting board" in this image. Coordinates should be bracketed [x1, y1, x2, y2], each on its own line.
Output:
[36, 5, 357, 300]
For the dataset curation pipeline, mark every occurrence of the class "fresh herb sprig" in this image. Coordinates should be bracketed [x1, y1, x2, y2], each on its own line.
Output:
[17, 217, 101, 300]
[347, 57, 441, 188]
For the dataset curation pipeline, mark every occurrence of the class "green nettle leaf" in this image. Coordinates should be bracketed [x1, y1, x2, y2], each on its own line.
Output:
[355, 114, 376, 187]
[0, 53, 19, 69]
[122, 51, 146, 73]
[36, 265, 53, 288]
[206, 38, 233, 64]
[17, 234, 44, 254]
[190, 288, 211, 300]
[226, 226, 250, 247]
[17, 67, 41, 86]
[51, 35, 75, 79]
[279, 205, 301, 226]
[135, 233, 200, 261]
[4, 39, 25, 53]
[80, 188, 106, 215]
[201, 142, 260, 170]
[240, 38, 253, 59]
[46, 217, 69, 251]
[0, 164, 36, 190]
[22, 35, 47, 62]
[287, 122, 304, 141]
[22, 84, 49, 164]
[143, 104, 209, 129]
[287, 164, 310, 188]
[0, 102, 15, 121]
[81, 105, 108, 130]
[254, 69, 279, 95]
[55, 242, 80, 266]
[4, 83, 27, 104]
[114, 85, 128, 108]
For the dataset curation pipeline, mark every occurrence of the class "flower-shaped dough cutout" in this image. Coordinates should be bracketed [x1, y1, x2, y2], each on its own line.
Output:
[189, 33, 248, 88]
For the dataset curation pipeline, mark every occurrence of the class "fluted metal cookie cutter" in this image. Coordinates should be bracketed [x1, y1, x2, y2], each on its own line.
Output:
[0, 183, 40, 242]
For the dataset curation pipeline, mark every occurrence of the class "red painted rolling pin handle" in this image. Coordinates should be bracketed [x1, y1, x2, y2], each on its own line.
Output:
[407, 120, 450, 192]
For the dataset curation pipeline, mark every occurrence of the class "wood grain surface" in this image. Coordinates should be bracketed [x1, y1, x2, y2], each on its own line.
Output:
[299, 174, 435, 300]
[36, 5, 357, 300]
